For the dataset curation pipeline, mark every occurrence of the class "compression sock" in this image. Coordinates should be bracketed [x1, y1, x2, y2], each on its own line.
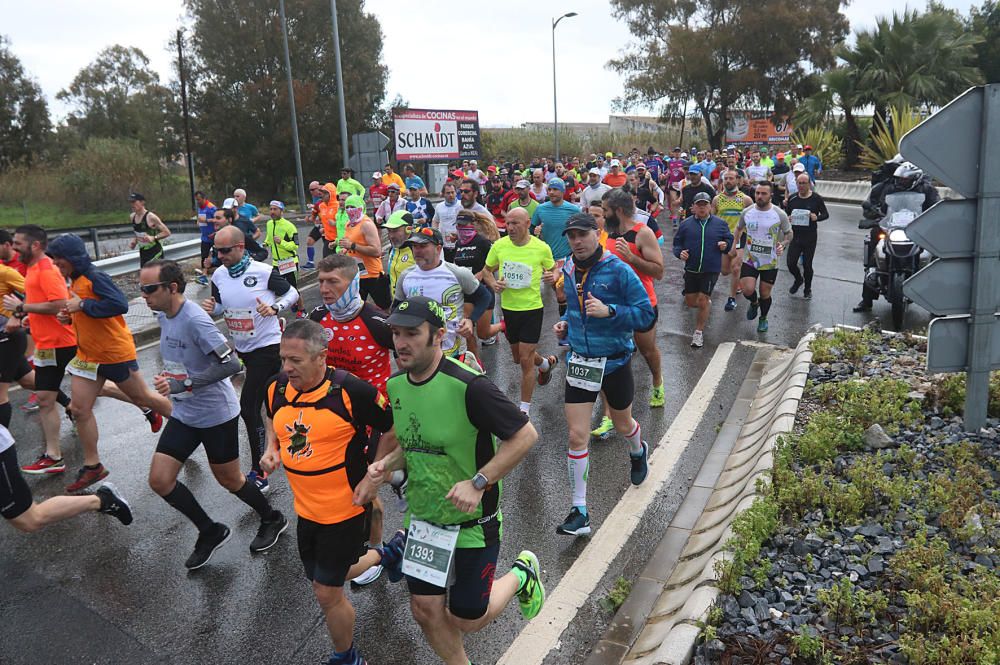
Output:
[744, 290, 758, 304]
[625, 420, 643, 455]
[568, 449, 589, 509]
[162, 482, 214, 532]
[56, 390, 70, 408]
[760, 297, 772, 318]
[0, 402, 11, 427]
[306, 245, 315, 263]
[233, 480, 276, 520]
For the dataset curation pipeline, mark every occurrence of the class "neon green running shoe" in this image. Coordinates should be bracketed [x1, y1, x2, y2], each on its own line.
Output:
[590, 416, 614, 440]
[649, 384, 665, 408]
[513, 550, 545, 619]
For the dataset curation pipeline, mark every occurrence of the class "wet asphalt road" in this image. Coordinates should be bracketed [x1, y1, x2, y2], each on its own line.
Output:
[0, 200, 930, 665]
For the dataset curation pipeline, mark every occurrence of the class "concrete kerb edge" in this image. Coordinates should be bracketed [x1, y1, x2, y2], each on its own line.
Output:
[611, 332, 814, 665]
[131, 268, 320, 348]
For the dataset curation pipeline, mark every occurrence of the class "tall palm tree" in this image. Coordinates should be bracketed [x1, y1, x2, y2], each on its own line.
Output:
[796, 58, 864, 167]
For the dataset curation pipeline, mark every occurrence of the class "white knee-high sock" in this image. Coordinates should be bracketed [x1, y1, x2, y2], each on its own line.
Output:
[567, 449, 589, 509]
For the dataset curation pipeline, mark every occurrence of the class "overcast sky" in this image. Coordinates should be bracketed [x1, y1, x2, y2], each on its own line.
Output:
[3, 0, 981, 127]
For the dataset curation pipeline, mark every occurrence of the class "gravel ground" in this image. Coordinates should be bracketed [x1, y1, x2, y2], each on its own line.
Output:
[695, 323, 1000, 665]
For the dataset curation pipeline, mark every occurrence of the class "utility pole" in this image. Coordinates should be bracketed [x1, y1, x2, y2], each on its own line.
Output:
[278, 0, 307, 212]
[330, 0, 351, 166]
[551, 12, 578, 161]
[176, 29, 196, 213]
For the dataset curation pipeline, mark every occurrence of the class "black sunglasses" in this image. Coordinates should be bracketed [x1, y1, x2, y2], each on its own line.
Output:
[139, 282, 167, 294]
[459, 189, 474, 194]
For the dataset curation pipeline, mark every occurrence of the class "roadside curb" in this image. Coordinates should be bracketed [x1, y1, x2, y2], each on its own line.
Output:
[130, 268, 320, 348]
[584, 334, 813, 665]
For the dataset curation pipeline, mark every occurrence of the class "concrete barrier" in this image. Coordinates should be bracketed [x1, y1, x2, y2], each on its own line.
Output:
[816, 179, 958, 204]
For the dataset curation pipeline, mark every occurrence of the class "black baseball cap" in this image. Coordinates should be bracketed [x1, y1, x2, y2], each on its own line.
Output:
[562, 212, 599, 234]
[387, 295, 445, 329]
[404, 227, 443, 246]
[128, 192, 145, 202]
[692, 192, 712, 204]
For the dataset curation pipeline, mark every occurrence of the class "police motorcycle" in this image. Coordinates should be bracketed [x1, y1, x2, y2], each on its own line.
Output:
[857, 160, 938, 330]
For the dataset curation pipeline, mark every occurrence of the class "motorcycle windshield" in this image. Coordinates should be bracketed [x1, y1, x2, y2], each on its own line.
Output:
[883, 192, 925, 230]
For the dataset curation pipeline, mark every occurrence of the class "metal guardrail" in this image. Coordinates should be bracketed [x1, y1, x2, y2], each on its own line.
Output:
[94, 239, 203, 277]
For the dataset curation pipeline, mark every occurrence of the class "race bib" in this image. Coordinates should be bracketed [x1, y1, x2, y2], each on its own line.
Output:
[67, 356, 98, 381]
[790, 209, 811, 227]
[224, 308, 256, 338]
[503, 261, 533, 289]
[566, 353, 607, 392]
[162, 360, 190, 401]
[276, 257, 297, 275]
[750, 238, 774, 255]
[401, 519, 460, 588]
[34, 348, 57, 367]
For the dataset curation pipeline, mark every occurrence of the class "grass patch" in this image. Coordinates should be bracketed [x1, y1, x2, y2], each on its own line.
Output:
[715, 492, 780, 594]
[599, 576, 633, 614]
[809, 327, 882, 365]
[930, 371, 1000, 419]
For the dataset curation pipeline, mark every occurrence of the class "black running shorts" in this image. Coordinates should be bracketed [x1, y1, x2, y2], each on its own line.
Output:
[0, 445, 33, 520]
[155, 416, 240, 465]
[297, 512, 368, 587]
[405, 541, 500, 620]
[501, 308, 543, 345]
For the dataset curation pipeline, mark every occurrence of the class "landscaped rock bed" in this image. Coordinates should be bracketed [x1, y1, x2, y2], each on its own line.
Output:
[695, 324, 1000, 665]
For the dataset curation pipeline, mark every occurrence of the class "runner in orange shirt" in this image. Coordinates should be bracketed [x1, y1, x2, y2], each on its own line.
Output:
[317, 183, 340, 258]
[46, 234, 173, 492]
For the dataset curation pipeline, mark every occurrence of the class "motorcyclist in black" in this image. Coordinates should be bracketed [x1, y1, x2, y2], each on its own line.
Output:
[853, 161, 940, 312]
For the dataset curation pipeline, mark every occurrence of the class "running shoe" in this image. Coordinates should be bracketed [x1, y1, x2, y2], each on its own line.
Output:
[327, 645, 366, 665]
[144, 409, 163, 433]
[459, 352, 484, 373]
[249, 510, 288, 553]
[304, 261, 316, 270]
[789, 278, 803, 295]
[591, 416, 615, 440]
[185, 522, 232, 570]
[22, 454, 65, 475]
[381, 529, 407, 582]
[350, 562, 383, 587]
[746, 301, 759, 320]
[537, 355, 558, 386]
[513, 550, 546, 620]
[690, 330, 704, 349]
[481, 335, 498, 346]
[724, 297, 737, 312]
[65, 464, 109, 493]
[295, 310, 306, 319]
[630, 441, 649, 485]
[649, 385, 665, 408]
[21, 393, 39, 412]
[803, 289, 812, 300]
[852, 300, 873, 312]
[556, 507, 591, 536]
[96, 482, 133, 526]
[757, 318, 769, 333]
[246, 470, 270, 494]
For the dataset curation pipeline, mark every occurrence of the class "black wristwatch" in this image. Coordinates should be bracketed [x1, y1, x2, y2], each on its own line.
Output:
[607, 304, 617, 317]
[182, 378, 194, 392]
[472, 472, 489, 491]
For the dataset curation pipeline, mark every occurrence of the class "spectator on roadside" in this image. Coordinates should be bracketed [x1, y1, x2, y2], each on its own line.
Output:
[402, 163, 428, 196]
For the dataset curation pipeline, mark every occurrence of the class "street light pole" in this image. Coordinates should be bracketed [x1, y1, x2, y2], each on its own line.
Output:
[278, 0, 307, 212]
[552, 12, 578, 162]
[330, 0, 351, 167]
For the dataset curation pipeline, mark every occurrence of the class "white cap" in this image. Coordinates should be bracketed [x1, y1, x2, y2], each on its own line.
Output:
[372, 171, 383, 179]
[793, 163, 806, 173]
[610, 159, 621, 167]
[588, 167, 601, 175]
[222, 197, 238, 209]
[796, 144, 803, 149]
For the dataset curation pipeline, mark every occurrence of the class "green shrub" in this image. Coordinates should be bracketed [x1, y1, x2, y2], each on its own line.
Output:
[715, 494, 779, 594]
[930, 371, 1000, 418]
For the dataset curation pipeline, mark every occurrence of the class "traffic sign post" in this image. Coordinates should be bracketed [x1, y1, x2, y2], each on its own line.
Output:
[901, 84, 1000, 431]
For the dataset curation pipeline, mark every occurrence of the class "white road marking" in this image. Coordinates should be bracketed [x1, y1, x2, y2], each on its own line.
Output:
[497, 342, 737, 665]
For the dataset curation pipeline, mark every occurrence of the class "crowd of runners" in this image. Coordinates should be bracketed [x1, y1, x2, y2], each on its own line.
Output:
[0, 142, 829, 665]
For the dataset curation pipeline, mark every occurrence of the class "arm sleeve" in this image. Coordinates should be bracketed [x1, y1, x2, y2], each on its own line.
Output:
[266, 269, 292, 296]
[343, 374, 394, 433]
[815, 196, 830, 222]
[79, 272, 129, 318]
[465, 376, 530, 440]
[169, 355, 242, 393]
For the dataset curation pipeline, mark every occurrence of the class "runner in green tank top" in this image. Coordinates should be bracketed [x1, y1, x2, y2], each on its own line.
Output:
[352, 295, 546, 663]
[712, 170, 752, 313]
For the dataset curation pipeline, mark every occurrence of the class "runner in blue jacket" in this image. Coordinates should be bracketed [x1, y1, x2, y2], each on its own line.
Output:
[552, 213, 654, 538]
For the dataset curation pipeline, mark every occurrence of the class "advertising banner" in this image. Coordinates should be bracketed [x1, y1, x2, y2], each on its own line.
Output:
[726, 112, 793, 145]
[393, 109, 481, 161]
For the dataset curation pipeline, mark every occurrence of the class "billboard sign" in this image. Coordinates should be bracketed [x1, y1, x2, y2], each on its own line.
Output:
[726, 112, 793, 145]
[393, 108, 481, 161]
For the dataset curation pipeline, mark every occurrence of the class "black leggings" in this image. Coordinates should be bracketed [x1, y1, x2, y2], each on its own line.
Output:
[786, 234, 818, 290]
[360, 274, 391, 310]
[237, 344, 281, 473]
